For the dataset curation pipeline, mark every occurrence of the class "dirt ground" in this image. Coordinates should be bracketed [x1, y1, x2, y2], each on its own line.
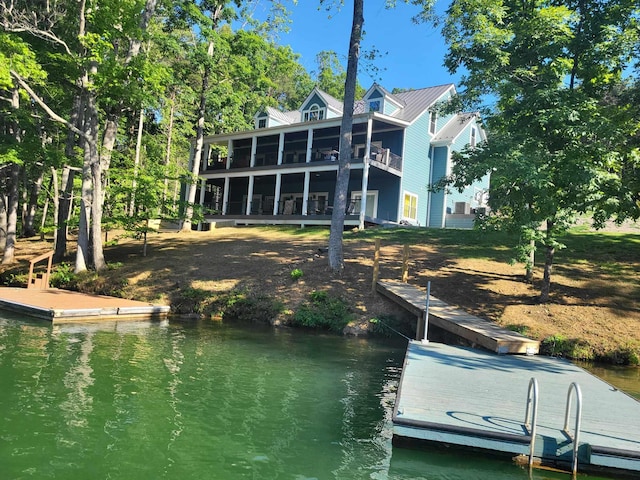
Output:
[2, 223, 639, 362]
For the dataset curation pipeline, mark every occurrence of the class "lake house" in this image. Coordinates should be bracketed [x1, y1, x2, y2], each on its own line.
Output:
[189, 83, 489, 229]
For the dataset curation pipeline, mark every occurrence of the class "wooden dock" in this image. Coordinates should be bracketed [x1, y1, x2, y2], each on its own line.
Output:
[0, 287, 170, 322]
[393, 341, 640, 476]
[376, 281, 539, 354]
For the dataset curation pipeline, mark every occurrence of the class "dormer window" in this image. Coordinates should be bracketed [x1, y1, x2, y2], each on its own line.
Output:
[303, 104, 325, 122]
[257, 118, 267, 129]
[369, 100, 381, 112]
[429, 111, 437, 134]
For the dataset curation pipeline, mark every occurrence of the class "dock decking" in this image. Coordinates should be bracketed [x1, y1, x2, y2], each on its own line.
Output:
[0, 287, 170, 322]
[376, 281, 539, 354]
[393, 341, 640, 476]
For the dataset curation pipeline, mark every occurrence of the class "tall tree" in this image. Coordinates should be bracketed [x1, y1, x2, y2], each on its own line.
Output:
[437, 0, 639, 302]
[328, 0, 364, 273]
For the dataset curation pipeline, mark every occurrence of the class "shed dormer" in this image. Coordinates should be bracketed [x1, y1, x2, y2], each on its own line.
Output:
[363, 84, 405, 115]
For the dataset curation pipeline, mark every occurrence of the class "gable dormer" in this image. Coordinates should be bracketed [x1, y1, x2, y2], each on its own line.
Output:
[300, 87, 343, 122]
[254, 107, 296, 129]
[363, 84, 405, 115]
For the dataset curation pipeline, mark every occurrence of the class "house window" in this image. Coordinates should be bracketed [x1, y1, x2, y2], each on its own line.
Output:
[369, 100, 381, 112]
[470, 126, 477, 148]
[257, 118, 267, 129]
[303, 104, 325, 122]
[402, 192, 418, 222]
[429, 111, 437, 134]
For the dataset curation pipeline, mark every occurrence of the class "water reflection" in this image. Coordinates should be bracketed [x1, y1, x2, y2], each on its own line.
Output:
[0, 314, 628, 480]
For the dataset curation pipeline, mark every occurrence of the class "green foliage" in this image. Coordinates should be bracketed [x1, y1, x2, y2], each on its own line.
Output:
[436, 0, 640, 300]
[220, 291, 284, 324]
[290, 268, 303, 281]
[49, 263, 77, 289]
[291, 290, 353, 332]
[540, 334, 594, 360]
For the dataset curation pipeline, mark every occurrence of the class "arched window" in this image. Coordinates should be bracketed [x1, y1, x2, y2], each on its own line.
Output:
[303, 104, 325, 122]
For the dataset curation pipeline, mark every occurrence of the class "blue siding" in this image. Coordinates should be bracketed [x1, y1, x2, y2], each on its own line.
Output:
[301, 93, 326, 111]
[384, 100, 399, 115]
[445, 119, 490, 215]
[401, 112, 432, 225]
[428, 146, 449, 228]
[368, 174, 400, 221]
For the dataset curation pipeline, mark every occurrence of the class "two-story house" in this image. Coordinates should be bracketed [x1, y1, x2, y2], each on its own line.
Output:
[188, 83, 489, 229]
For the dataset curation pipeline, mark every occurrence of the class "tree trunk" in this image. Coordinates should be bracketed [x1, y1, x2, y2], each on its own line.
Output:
[0, 192, 7, 251]
[2, 163, 20, 264]
[54, 166, 75, 262]
[182, 43, 212, 232]
[129, 109, 144, 216]
[86, 92, 106, 271]
[525, 238, 535, 282]
[76, 153, 92, 273]
[328, 0, 363, 273]
[163, 91, 176, 213]
[540, 220, 555, 303]
[23, 170, 44, 237]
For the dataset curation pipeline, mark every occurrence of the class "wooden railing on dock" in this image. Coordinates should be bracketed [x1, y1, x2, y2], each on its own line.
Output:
[27, 251, 54, 290]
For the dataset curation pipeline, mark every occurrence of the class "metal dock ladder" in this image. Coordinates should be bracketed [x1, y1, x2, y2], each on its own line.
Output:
[564, 382, 583, 476]
[524, 379, 584, 476]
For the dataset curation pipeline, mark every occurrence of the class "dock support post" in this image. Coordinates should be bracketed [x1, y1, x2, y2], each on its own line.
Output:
[422, 281, 431, 343]
[372, 239, 380, 293]
[402, 244, 409, 283]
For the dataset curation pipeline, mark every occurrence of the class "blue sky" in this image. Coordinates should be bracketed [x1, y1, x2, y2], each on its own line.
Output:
[276, 1, 460, 92]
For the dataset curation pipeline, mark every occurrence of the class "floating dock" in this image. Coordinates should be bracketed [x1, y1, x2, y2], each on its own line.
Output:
[0, 287, 170, 322]
[393, 341, 640, 477]
[376, 281, 539, 354]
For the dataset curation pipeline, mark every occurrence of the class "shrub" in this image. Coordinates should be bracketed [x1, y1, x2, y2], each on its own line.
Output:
[290, 268, 303, 281]
[50, 263, 77, 289]
[540, 334, 594, 360]
[291, 290, 352, 332]
[221, 291, 284, 324]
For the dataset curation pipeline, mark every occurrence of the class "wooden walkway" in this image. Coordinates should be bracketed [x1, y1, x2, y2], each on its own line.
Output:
[393, 341, 640, 476]
[0, 287, 170, 322]
[376, 281, 539, 354]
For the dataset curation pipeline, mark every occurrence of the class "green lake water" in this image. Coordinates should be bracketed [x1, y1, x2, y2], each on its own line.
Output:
[0, 313, 631, 480]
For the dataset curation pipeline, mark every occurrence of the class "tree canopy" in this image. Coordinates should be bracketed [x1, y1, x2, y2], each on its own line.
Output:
[436, 0, 640, 301]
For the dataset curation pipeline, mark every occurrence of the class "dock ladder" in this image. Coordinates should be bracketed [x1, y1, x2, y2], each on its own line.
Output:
[524, 377, 539, 469]
[564, 382, 583, 476]
[524, 380, 584, 476]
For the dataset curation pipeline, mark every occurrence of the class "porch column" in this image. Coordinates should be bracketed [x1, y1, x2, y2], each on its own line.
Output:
[359, 117, 373, 229]
[246, 175, 255, 215]
[198, 178, 206, 231]
[306, 128, 313, 162]
[273, 173, 282, 215]
[277, 132, 284, 165]
[302, 170, 310, 216]
[226, 139, 233, 169]
[223, 177, 230, 215]
[250, 136, 257, 167]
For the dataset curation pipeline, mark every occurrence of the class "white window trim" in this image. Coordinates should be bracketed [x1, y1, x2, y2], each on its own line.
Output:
[303, 103, 326, 122]
[402, 191, 418, 222]
[429, 111, 437, 135]
[470, 126, 477, 148]
[257, 118, 267, 129]
[351, 190, 378, 218]
[369, 100, 381, 112]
